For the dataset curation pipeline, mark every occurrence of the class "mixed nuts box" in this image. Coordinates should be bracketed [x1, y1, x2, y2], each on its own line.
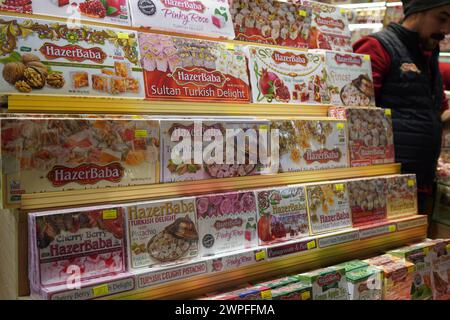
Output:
[386, 174, 418, 218]
[296, 266, 348, 300]
[0, 15, 144, 98]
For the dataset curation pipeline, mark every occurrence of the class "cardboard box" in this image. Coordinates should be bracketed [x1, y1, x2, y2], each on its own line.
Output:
[386, 174, 418, 218]
[346, 266, 383, 300]
[296, 266, 348, 300]
[271, 282, 312, 300]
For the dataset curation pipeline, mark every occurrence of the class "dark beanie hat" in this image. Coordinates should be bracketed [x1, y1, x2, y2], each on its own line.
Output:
[403, 0, 450, 18]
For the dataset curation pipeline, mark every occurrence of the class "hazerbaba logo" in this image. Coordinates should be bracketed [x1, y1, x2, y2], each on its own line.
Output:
[47, 163, 124, 187]
[161, 0, 205, 13]
[272, 51, 308, 66]
[40, 43, 107, 64]
[170, 68, 227, 88]
[335, 54, 363, 66]
[214, 218, 244, 230]
[303, 148, 342, 164]
[315, 16, 345, 30]
[317, 272, 342, 287]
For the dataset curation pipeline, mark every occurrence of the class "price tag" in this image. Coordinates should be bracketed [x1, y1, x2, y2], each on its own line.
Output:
[340, 8, 346, 14]
[337, 123, 345, 130]
[117, 32, 129, 39]
[92, 284, 109, 297]
[385, 109, 392, 116]
[255, 250, 266, 261]
[388, 225, 397, 233]
[225, 43, 235, 50]
[408, 179, 415, 187]
[301, 291, 311, 300]
[261, 290, 272, 300]
[298, 10, 308, 17]
[424, 247, 429, 255]
[259, 125, 268, 130]
[102, 209, 117, 220]
[307, 240, 316, 250]
[363, 55, 370, 61]
[335, 184, 344, 191]
[408, 265, 415, 273]
[132, 115, 144, 120]
[135, 130, 148, 138]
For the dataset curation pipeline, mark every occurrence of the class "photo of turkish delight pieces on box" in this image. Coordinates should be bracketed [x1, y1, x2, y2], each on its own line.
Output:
[231, 0, 311, 48]
[0, 0, 32, 13]
[385, 174, 418, 218]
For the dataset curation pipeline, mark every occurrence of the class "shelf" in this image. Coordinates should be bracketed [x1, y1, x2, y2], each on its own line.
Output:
[20, 164, 401, 211]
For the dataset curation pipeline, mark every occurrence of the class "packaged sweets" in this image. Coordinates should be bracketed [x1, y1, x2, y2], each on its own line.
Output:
[378, 261, 415, 300]
[255, 185, 309, 245]
[0, 15, 144, 98]
[271, 282, 312, 300]
[0, 0, 32, 13]
[364, 254, 401, 267]
[334, 260, 369, 273]
[196, 191, 258, 256]
[125, 197, 199, 269]
[346, 266, 383, 300]
[247, 46, 329, 104]
[130, 0, 235, 39]
[425, 239, 450, 300]
[296, 266, 348, 300]
[386, 174, 418, 218]
[253, 276, 299, 290]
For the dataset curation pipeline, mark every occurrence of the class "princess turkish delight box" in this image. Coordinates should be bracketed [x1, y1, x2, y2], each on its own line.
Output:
[255, 185, 309, 245]
[0, 15, 144, 98]
[33, 0, 131, 26]
[272, 119, 348, 172]
[130, 0, 235, 39]
[329, 107, 395, 167]
[0, 115, 159, 207]
[296, 266, 348, 300]
[247, 46, 329, 104]
[139, 33, 250, 103]
[0, 0, 32, 13]
[125, 197, 199, 269]
[196, 191, 257, 256]
[386, 174, 418, 217]
[231, 0, 311, 48]
[28, 206, 126, 288]
[305, 181, 352, 235]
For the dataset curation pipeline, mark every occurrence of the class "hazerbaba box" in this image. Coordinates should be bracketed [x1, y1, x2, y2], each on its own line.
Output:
[346, 266, 383, 300]
[305, 181, 352, 235]
[386, 174, 418, 218]
[255, 185, 309, 245]
[130, 0, 235, 39]
[378, 261, 415, 300]
[425, 239, 450, 300]
[231, 0, 311, 48]
[139, 33, 250, 103]
[0, 15, 144, 98]
[0, 0, 32, 13]
[253, 276, 299, 290]
[272, 119, 349, 172]
[196, 191, 258, 256]
[160, 119, 271, 183]
[0, 115, 159, 206]
[125, 197, 199, 269]
[296, 266, 348, 300]
[347, 177, 388, 226]
[28, 206, 126, 288]
[247, 46, 329, 104]
[33, 0, 131, 26]
[329, 107, 395, 167]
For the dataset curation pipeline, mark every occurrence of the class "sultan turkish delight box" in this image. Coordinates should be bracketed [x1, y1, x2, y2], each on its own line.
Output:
[130, 0, 235, 39]
[231, 0, 311, 48]
[196, 191, 257, 256]
[305, 181, 352, 235]
[33, 0, 131, 26]
[247, 46, 329, 104]
[329, 107, 395, 167]
[139, 33, 250, 103]
[296, 266, 348, 300]
[0, 0, 32, 13]
[0, 15, 144, 97]
[272, 119, 348, 173]
[0, 115, 159, 207]
[28, 206, 126, 288]
[125, 197, 199, 269]
[386, 174, 418, 218]
[255, 185, 309, 245]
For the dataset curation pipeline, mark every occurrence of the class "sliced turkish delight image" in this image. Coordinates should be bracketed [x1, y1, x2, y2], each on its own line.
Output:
[114, 61, 131, 78]
[92, 74, 110, 92]
[71, 71, 89, 89]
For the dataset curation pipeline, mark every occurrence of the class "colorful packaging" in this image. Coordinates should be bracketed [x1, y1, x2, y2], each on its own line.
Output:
[125, 197, 199, 269]
[130, 0, 235, 39]
[0, 0, 32, 13]
[196, 191, 258, 256]
[347, 177, 387, 226]
[231, 0, 311, 48]
[33, 0, 131, 26]
[247, 46, 329, 104]
[346, 266, 383, 300]
[138, 33, 250, 103]
[378, 261, 415, 300]
[253, 276, 299, 290]
[225, 285, 272, 300]
[364, 254, 401, 267]
[159, 119, 271, 183]
[334, 260, 369, 273]
[386, 174, 418, 218]
[305, 181, 352, 235]
[296, 266, 348, 300]
[0, 15, 144, 98]
[271, 282, 312, 300]
[272, 119, 349, 173]
[0, 115, 159, 207]
[255, 185, 309, 245]
[426, 239, 450, 300]
[329, 107, 395, 167]
[28, 206, 126, 288]
[207, 248, 266, 273]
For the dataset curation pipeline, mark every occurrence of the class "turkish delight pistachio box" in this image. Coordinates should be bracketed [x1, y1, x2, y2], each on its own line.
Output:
[378, 261, 415, 300]
[346, 266, 383, 300]
[160, 119, 271, 183]
[0, 0, 32, 13]
[255, 185, 309, 246]
[139, 33, 250, 103]
[247, 46, 329, 104]
[347, 177, 388, 226]
[196, 191, 258, 256]
[305, 181, 352, 235]
[231, 0, 311, 48]
[386, 174, 418, 218]
[28, 206, 126, 288]
[0, 115, 159, 207]
[425, 239, 450, 300]
[272, 119, 349, 172]
[130, 0, 235, 39]
[0, 15, 144, 98]
[296, 266, 348, 300]
[33, 0, 131, 26]
[334, 260, 369, 273]
[329, 107, 395, 167]
[271, 282, 312, 300]
[125, 197, 199, 269]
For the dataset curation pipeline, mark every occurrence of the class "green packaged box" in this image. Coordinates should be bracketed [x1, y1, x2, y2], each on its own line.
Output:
[296, 266, 348, 300]
[346, 266, 383, 300]
[253, 276, 299, 289]
[334, 260, 370, 273]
